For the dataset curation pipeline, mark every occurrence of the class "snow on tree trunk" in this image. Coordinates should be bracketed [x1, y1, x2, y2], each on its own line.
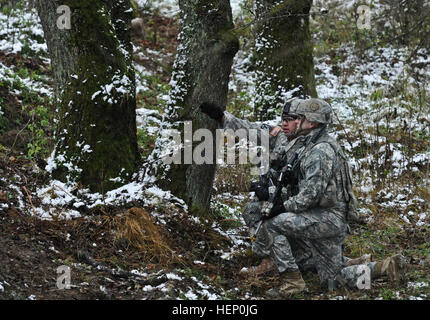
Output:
[253, 0, 317, 120]
[37, 0, 138, 193]
[152, 0, 239, 216]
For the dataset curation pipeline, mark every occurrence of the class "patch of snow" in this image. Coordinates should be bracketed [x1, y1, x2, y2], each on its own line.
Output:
[184, 289, 198, 300]
[166, 273, 183, 280]
[408, 281, 428, 289]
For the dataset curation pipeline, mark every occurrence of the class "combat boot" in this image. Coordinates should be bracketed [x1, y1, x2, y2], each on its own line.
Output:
[240, 257, 276, 276]
[346, 254, 372, 267]
[266, 270, 306, 299]
[373, 254, 407, 283]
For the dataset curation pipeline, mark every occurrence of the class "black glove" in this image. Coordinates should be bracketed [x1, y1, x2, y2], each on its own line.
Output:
[250, 181, 269, 201]
[199, 102, 224, 123]
[271, 203, 286, 217]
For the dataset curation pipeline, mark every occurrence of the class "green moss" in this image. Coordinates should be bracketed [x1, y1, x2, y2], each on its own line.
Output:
[253, 0, 317, 120]
[155, 0, 238, 215]
[52, 0, 138, 193]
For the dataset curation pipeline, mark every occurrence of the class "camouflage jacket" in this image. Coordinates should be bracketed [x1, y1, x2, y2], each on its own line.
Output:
[282, 126, 357, 221]
[223, 112, 304, 169]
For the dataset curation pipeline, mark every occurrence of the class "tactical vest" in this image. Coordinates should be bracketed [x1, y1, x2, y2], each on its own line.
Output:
[293, 130, 359, 224]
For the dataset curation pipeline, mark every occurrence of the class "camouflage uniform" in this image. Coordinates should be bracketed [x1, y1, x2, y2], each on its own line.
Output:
[222, 111, 306, 260]
[263, 126, 351, 285]
[255, 99, 371, 289]
[205, 100, 384, 291]
[223, 111, 299, 167]
[227, 98, 374, 290]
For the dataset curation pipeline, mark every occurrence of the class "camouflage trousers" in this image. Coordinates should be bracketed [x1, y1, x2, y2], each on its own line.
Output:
[243, 200, 376, 289]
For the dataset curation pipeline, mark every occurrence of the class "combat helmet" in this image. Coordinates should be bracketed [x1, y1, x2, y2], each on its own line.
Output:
[282, 98, 303, 120]
[295, 98, 332, 124]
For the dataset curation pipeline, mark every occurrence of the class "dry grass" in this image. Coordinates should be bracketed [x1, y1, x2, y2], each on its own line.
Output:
[214, 164, 251, 194]
[111, 207, 183, 266]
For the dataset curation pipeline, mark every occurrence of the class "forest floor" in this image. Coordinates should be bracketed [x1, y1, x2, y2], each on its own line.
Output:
[1, 153, 429, 301]
[1, 0, 430, 301]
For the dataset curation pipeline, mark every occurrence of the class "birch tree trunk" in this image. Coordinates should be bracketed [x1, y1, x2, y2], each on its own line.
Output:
[253, 0, 317, 120]
[157, 0, 239, 216]
[36, 0, 138, 193]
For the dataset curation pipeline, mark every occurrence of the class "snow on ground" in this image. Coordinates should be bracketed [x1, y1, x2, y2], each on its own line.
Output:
[0, 6, 52, 115]
[0, 8, 48, 57]
[0, 57, 52, 98]
[315, 45, 430, 121]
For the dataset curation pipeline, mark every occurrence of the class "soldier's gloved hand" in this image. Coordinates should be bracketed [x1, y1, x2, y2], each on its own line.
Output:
[261, 201, 285, 220]
[261, 201, 274, 220]
[199, 102, 225, 124]
[271, 203, 286, 217]
[250, 181, 269, 201]
[249, 181, 259, 192]
[280, 164, 298, 186]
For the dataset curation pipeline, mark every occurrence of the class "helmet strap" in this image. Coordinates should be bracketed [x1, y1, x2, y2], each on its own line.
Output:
[295, 117, 306, 134]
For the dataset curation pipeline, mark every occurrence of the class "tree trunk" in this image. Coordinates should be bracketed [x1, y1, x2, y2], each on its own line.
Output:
[157, 0, 239, 216]
[36, 0, 138, 193]
[253, 0, 317, 120]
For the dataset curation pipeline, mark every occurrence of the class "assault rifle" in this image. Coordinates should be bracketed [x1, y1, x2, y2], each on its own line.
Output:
[250, 125, 328, 242]
[250, 152, 299, 242]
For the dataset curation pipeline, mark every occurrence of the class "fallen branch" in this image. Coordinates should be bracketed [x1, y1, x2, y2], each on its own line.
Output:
[53, 183, 74, 198]
[22, 186, 37, 216]
[75, 250, 168, 286]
